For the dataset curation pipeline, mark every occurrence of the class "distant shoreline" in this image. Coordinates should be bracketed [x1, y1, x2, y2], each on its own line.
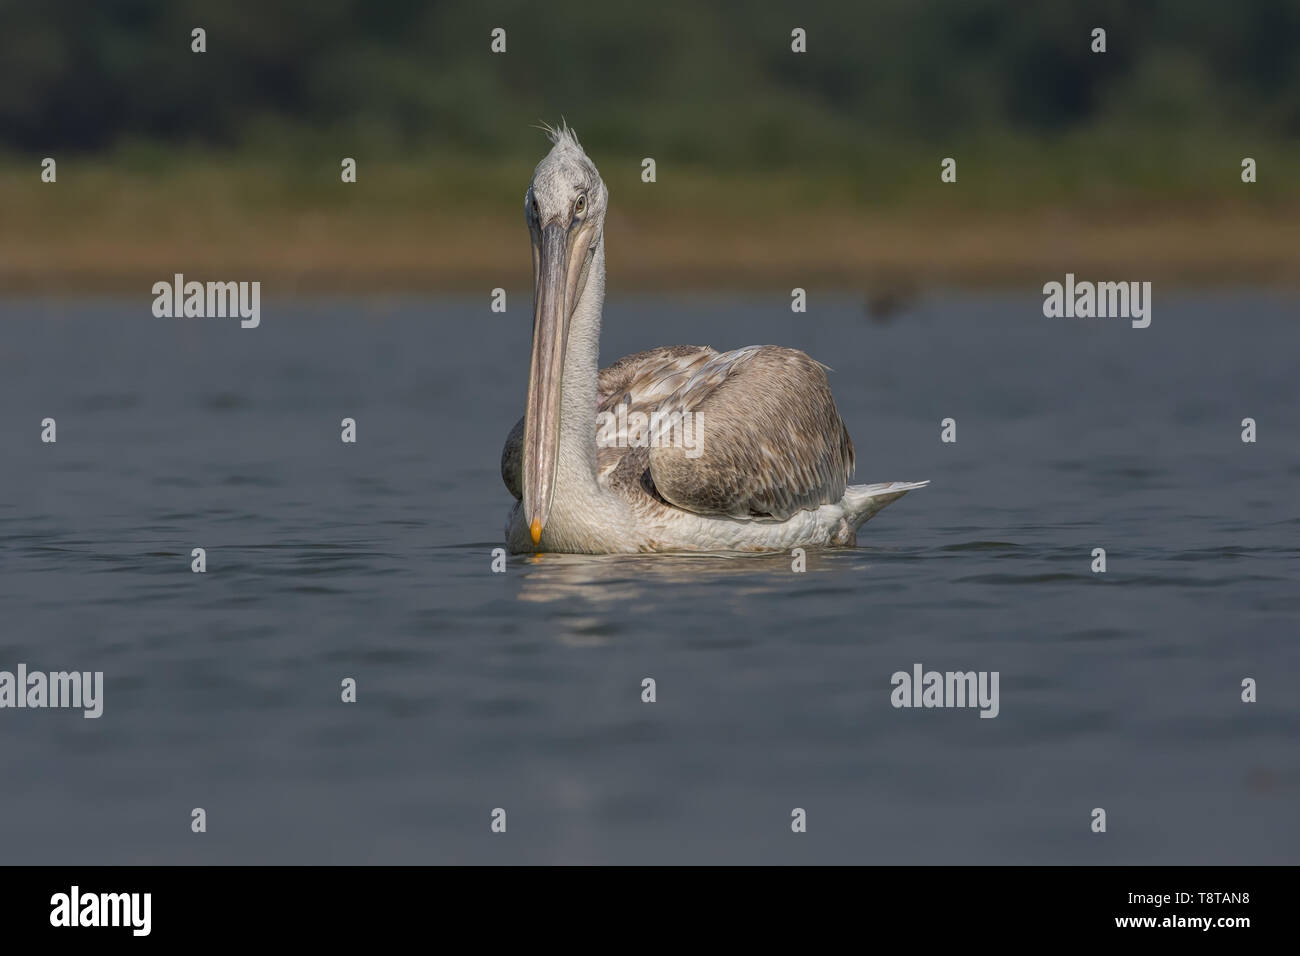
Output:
[4, 211, 1296, 294]
[4, 160, 1297, 293]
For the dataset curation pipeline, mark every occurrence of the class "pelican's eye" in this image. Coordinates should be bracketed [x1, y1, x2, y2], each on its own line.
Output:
[574, 193, 587, 217]
[531, 197, 539, 218]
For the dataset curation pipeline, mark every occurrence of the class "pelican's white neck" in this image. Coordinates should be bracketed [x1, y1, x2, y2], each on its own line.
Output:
[556, 237, 605, 497]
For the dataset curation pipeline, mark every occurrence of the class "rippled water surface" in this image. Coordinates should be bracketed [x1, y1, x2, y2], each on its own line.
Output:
[1, 293, 1297, 863]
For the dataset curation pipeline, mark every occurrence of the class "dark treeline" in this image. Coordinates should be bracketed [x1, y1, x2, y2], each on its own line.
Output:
[2, 0, 1298, 163]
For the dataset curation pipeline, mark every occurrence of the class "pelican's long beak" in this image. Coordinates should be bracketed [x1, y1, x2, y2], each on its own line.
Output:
[523, 222, 570, 546]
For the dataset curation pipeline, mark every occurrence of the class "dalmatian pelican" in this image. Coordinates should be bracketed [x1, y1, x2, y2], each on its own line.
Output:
[502, 123, 926, 553]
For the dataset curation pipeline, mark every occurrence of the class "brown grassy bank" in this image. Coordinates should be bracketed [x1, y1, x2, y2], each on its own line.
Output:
[3, 156, 1298, 294]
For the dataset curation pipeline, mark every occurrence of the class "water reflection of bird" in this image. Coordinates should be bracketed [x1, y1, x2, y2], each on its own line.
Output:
[511, 550, 847, 628]
[502, 124, 926, 553]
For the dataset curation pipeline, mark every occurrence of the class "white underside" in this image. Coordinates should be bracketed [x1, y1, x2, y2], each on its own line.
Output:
[507, 480, 928, 554]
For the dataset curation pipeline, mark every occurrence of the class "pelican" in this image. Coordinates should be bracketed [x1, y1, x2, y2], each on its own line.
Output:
[502, 124, 926, 554]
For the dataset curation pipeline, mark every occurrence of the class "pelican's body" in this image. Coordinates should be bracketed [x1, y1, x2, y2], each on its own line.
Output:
[503, 125, 925, 554]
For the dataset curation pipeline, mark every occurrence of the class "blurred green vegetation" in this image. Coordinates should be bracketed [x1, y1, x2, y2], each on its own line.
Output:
[1, 1, 1297, 290]
[2, 0, 1297, 178]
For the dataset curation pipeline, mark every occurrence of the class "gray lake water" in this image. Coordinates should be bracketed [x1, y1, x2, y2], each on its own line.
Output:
[1, 293, 1297, 864]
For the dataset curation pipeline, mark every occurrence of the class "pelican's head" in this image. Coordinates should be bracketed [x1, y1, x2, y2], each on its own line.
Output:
[521, 123, 607, 546]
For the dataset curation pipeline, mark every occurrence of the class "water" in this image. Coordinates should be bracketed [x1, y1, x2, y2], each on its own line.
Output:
[1, 293, 1297, 864]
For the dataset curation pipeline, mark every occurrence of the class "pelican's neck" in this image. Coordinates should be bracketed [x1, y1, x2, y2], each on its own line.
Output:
[557, 237, 605, 495]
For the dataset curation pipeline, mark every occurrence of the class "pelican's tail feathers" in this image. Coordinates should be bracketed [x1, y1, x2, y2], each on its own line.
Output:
[841, 480, 929, 528]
